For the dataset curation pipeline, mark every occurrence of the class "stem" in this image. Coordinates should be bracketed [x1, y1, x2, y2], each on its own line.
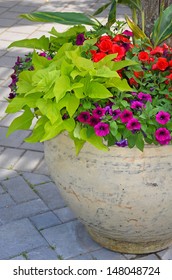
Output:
[132, 8, 138, 25]
[141, 11, 145, 33]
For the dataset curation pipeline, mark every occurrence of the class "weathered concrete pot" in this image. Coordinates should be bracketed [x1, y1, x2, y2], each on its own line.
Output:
[44, 133, 172, 254]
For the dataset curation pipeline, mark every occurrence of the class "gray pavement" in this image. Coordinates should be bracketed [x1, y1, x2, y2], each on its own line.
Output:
[0, 0, 171, 260]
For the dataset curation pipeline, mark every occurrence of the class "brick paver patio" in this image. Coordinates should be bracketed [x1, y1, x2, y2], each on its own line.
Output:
[0, 0, 172, 260]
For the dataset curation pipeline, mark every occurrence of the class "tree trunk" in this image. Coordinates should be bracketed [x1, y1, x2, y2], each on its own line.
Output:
[139, 0, 172, 37]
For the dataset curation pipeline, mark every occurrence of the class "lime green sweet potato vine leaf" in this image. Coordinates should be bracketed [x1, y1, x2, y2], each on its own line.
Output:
[6, 107, 34, 137]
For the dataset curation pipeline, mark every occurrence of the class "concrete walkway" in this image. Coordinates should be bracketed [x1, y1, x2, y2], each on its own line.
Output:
[0, 0, 171, 260]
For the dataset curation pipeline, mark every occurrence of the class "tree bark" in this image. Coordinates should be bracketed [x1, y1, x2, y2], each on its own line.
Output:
[138, 0, 172, 37]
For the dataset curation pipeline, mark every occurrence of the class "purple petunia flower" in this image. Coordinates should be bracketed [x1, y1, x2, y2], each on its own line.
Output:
[109, 109, 121, 120]
[92, 107, 106, 118]
[94, 122, 110, 137]
[116, 139, 128, 147]
[126, 118, 141, 131]
[155, 128, 171, 145]
[77, 111, 90, 124]
[130, 101, 145, 110]
[76, 33, 85, 45]
[120, 109, 133, 123]
[156, 111, 170, 125]
[138, 92, 152, 102]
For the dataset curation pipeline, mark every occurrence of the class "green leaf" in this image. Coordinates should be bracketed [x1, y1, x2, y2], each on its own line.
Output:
[57, 93, 80, 117]
[87, 82, 113, 99]
[16, 70, 35, 94]
[107, 78, 132, 92]
[75, 57, 94, 71]
[80, 128, 108, 151]
[107, 0, 117, 28]
[31, 51, 51, 70]
[8, 36, 49, 50]
[136, 133, 144, 152]
[5, 93, 42, 113]
[110, 121, 118, 137]
[36, 99, 61, 124]
[20, 11, 98, 27]
[151, 4, 172, 46]
[127, 134, 137, 148]
[7, 107, 34, 137]
[63, 118, 75, 132]
[25, 117, 47, 143]
[93, 2, 111, 16]
[125, 16, 151, 44]
[94, 66, 119, 78]
[41, 120, 64, 142]
[53, 75, 71, 102]
[118, 0, 142, 11]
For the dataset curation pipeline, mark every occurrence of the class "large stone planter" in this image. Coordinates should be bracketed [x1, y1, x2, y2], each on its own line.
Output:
[44, 133, 172, 254]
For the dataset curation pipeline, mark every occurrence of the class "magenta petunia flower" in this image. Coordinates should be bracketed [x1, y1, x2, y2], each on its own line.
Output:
[76, 33, 85, 45]
[88, 116, 100, 127]
[92, 107, 106, 118]
[77, 111, 90, 123]
[122, 30, 133, 37]
[138, 92, 152, 102]
[126, 118, 141, 131]
[109, 109, 121, 120]
[156, 111, 170, 125]
[130, 101, 145, 110]
[120, 109, 133, 123]
[94, 122, 110, 137]
[155, 128, 171, 145]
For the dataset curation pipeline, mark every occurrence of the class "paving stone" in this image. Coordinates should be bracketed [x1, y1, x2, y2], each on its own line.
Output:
[136, 254, 159, 260]
[0, 218, 47, 259]
[0, 147, 4, 154]
[0, 148, 25, 169]
[9, 5, 38, 13]
[13, 150, 44, 172]
[54, 207, 76, 223]
[0, 184, 5, 194]
[2, 175, 38, 203]
[0, 193, 15, 208]
[157, 246, 172, 260]
[0, 31, 29, 42]
[0, 86, 10, 101]
[22, 172, 51, 186]
[68, 248, 126, 260]
[0, 101, 7, 118]
[34, 158, 50, 175]
[0, 8, 8, 14]
[0, 127, 30, 148]
[0, 112, 22, 127]
[0, 67, 13, 80]
[0, 55, 18, 67]
[0, 199, 48, 223]
[90, 248, 126, 260]
[20, 141, 44, 152]
[30, 211, 61, 230]
[34, 182, 66, 210]
[0, 168, 18, 181]
[0, 18, 19, 28]
[41, 220, 101, 259]
[7, 25, 39, 34]
[10, 255, 26, 260]
[27, 246, 58, 260]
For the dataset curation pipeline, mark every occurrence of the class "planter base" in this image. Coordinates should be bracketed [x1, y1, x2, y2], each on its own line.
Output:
[86, 226, 172, 254]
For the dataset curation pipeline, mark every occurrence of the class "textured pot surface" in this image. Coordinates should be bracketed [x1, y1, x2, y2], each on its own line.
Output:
[44, 133, 172, 254]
